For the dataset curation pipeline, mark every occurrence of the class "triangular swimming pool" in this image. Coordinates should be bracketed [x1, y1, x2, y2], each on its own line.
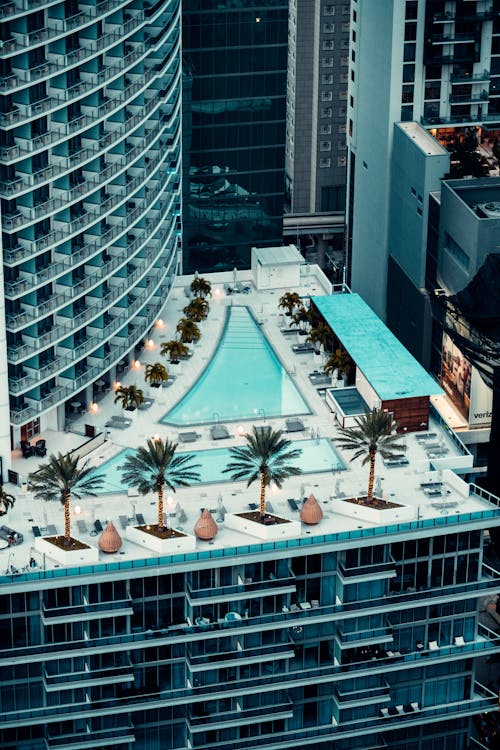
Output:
[161, 306, 311, 426]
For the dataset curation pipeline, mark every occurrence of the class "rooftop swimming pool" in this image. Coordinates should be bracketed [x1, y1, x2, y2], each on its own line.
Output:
[161, 305, 310, 426]
[93, 438, 344, 494]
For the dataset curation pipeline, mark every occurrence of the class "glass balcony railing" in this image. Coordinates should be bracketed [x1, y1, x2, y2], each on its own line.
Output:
[187, 572, 296, 602]
[42, 597, 133, 622]
[187, 699, 294, 730]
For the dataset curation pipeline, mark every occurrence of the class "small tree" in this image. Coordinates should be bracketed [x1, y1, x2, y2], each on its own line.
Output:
[29, 453, 104, 546]
[121, 438, 200, 530]
[176, 318, 201, 344]
[334, 409, 406, 504]
[279, 291, 301, 317]
[184, 297, 209, 322]
[114, 384, 144, 411]
[144, 362, 169, 388]
[0, 484, 15, 516]
[291, 305, 312, 333]
[307, 321, 334, 354]
[160, 340, 190, 363]
[324, 348, 352, 381]
[223, 426, 302, 519]
[191, 276, 212, 299]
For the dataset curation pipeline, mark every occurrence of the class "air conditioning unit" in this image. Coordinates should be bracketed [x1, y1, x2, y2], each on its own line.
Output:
[478, 202, 500, 218]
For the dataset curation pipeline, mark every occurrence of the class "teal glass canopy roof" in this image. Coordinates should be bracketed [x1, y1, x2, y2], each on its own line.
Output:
[312, 293, 443, 401]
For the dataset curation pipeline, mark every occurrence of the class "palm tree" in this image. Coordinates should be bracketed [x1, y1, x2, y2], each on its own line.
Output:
[176, 317, 201, 344]
[307, 321, 334, 354]
[0, 484, 15, 516]
[114, 384, 144, 411]
[184, 297, 209, 322]
[28, 453, 104, 546]
[160, 340, 190, 363]
[291, 305, 312, 334]
[324, 348, 352, 382]
[334, 409, 406, 504]
[279, 291, 301, 317]
[223, 426, 302, 519]
[120, 438, 201, 530]
[144, 362, 169, 388]
[190, 276, 212, 299]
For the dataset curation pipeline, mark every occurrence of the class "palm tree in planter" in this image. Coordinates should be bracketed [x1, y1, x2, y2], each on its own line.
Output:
[190, 276, 212, 299]
[307, 320, 334, 355]
[184, 297, 209, 322]
[160, 340, 190, 364]
[223, 426, 302, 522]
[0, 484, 15, 516]
[176, 317, 201, 344]
[114, 384, 144, 411]
[121, 438, 200, 534]
[144, 362, 169, 388]
[278, 291, 301, 318]
[334, 409, 406, 505]
[291, 305, 312, 335]
[324, 348, 352, 383]
[29, 453, 104, 547]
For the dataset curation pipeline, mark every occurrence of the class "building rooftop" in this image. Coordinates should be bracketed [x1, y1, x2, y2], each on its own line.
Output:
[396, 122, 449, 157]
[251, 244, 304, 266]
[312, 292, 444, 401]
[1, 271, 497, 583]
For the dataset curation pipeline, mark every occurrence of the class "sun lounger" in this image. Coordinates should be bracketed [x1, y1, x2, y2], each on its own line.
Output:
[287, 498, 299, 511]
[46, 524, 58, 535]
[76, 520, 88, 534]
[266, 502, 274, 513]
[308, 372, 331, 385]
[105, 415, 132, 429]
[415, 432, 438, 442]
[211, 425, 230, 440]
[383, 456, 409, 467]
[94, 520, 103, 533]
[178, 431, 201, 443]
[32, 526, 41, 538]
[285, 418, 305, 432]
[119, 515, 129, 530]
[280, 329, 298, 336]
[248, 502, 258, 510]
[136, 513, 145, 525]
[292, 343, 315, 353]
[138, 398, 154, 410]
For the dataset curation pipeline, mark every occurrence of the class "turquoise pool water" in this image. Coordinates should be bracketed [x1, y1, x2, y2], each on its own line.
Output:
[161, 305, 310, 426]
[93, 438, 344, 494]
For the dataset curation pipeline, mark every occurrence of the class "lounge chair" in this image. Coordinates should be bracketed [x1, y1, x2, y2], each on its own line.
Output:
[136, 513, 145, 525]
[76, 520, 88, 534]
[211, 425, 230, 440]
[119, 515, 129, 530]
[35, 439, 47, 457]
[308, 372, 331, 385]
[248, 502, 258, 510]
[178, 431, 201, 443]
[32, 526, 41, 538]
[287, 498, 299, 511]
[138, 398, 154, 410]
[285, 418, 305, 432]
[292, 343, 315, 354]
[46, 524, 57, 536]
[94, 520, 103, 533]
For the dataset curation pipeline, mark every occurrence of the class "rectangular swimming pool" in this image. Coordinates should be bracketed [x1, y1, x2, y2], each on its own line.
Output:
[93, 438, 345, 494]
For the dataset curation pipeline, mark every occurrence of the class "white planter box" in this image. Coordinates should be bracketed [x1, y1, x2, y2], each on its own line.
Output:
[35, 536, 99, 564]
[331, 498, 416, 524]
[225, 512, 301, 540]
[126, 525, 197, 553]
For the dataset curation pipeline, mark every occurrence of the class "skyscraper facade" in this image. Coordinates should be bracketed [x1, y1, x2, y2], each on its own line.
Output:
[0, 0, 182, 467]
[182, 0, 289, 274]
[284, 0, 348, 272]
[346, 0, 500, 319]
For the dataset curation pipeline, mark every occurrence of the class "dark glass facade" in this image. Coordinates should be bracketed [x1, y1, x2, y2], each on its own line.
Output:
[182, 0, 288, 273]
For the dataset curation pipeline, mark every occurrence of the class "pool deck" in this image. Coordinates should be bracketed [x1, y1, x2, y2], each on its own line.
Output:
[3, 270, 499, 575]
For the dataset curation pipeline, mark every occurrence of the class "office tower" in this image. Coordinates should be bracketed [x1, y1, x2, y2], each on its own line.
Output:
[182, 0, 289, 274]
[346, 0, 500, 319]
[0, 0, 182, 469]
[284, 0, 349, 273]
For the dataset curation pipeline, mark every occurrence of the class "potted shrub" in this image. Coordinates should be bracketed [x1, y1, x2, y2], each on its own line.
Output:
[0, 484, 15, 517]
[176, 318, 201, 344]
[144, 362, 169, 389]
[114, 384, 144, 411]
[160, 340, 190, 364]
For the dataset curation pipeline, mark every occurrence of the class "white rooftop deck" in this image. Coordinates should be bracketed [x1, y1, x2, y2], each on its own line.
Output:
[2, 269, 498, 576]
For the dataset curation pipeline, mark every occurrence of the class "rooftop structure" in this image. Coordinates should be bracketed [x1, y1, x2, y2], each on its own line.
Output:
[0, 0, 182, 471]
[0, 271, 499, 750]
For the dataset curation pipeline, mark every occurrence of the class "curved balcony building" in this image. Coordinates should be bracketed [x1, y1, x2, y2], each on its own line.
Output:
[0, 0, 182, 460]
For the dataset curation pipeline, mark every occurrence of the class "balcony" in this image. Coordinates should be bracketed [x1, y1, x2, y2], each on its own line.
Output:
[336, 625, 393, 648]
[44, 661, 133, 691]
[449, 90, 489, 104]
[45, 725, 135, 750]
[450, 69, 490, 84]
[431, 33, 476, 45]
[187, 698, 294, 732]
[187, 570, 296, 604]
[42, 597, 133, 624]
[187, 641, 295, 671]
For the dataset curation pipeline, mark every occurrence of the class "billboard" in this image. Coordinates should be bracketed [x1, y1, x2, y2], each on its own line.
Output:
[441, 332, 492, 427]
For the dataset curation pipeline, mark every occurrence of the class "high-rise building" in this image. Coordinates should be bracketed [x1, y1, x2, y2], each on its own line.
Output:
[346, 0, 500, 319]
[182, 0, 289, 275]
[283, 0, 349, 273]
[0, 0, 182, 470]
